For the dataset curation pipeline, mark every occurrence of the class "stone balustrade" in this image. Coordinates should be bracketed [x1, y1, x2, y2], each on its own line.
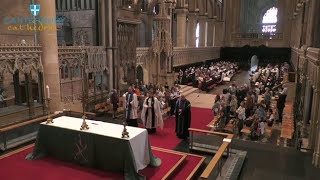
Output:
[136, 46, 221, 67]
[172, 47, 220, 67]
[232, 33, 283, 40]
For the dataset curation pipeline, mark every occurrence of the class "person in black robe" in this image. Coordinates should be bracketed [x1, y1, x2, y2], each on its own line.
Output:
[175, 95, 191, 139]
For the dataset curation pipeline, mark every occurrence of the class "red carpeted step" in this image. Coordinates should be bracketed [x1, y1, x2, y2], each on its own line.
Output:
[148, 107, 213, 149]
[168, 154, 205, 180]
[141, 149, 186, 179]
[0, 146, 186, 180]
[152, 147, 205, 180]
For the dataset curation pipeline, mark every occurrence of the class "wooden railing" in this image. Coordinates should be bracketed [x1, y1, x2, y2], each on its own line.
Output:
[188, 128, 233, 179]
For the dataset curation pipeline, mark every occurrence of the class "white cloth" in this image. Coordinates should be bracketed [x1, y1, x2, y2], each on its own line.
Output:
[44, 116, 150, 171]
[141, 97, 164, 130]
[123, 93, 139, 119]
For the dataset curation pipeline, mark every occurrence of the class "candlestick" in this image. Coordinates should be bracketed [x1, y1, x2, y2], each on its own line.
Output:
[46, 85, 50, 99]
[46, 98, 53, 124]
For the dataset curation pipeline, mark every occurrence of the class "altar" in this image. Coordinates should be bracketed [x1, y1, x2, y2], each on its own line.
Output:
[27, 116, 161, 179]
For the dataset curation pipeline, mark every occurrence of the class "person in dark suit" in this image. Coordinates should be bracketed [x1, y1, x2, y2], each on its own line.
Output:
[276, 94, 286, 122]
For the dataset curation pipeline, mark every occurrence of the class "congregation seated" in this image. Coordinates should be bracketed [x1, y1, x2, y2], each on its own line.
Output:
[177, 61, 239, 92]
[208, 62, 290, 141]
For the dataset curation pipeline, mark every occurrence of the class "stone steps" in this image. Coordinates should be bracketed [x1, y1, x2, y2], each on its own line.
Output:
[182, 87, 199, 98]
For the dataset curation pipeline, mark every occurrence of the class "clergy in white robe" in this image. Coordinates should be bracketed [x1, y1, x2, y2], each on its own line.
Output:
[123, 86, 139, 127]
[141, 91, 163, 134]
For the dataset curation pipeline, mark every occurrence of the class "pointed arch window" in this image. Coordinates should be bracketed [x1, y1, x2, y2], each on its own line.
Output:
[261, 7, 278, 33]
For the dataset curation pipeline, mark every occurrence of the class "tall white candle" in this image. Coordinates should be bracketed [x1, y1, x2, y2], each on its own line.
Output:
[46, 85, 50, 99]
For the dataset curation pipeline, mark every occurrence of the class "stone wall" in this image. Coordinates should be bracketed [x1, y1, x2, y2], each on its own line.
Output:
[57, 10, 96, 46]
[0, 0, 34, 44]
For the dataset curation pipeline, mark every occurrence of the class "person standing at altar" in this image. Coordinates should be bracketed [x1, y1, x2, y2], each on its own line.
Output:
[141, 90, 163, 134]
[123, 86, 139, 127]
[110, 89, 119, 119]
[175, 95, 191, 139]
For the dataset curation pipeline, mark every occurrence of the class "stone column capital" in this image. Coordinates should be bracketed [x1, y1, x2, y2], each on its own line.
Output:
[198, 15, 208, 19]
[175, 8, 188, 15]
[188, 13, 198, 19]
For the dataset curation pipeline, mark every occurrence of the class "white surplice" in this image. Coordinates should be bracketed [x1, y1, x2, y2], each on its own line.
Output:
[123, 92, 139, 119]
[141, 97, 163, 129]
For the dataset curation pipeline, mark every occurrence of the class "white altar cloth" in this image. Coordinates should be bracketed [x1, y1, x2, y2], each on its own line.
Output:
[43, 116, 150, 171]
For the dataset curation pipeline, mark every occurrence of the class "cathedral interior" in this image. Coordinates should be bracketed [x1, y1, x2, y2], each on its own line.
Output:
[1, 0, 320, 179]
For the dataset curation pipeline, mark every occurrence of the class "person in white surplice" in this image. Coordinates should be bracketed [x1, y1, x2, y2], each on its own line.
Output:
[123, 86, 139, 127]
[141, 90, 164, 134]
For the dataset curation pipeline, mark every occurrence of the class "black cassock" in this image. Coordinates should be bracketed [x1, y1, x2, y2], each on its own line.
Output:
[175, 99, 191, 139]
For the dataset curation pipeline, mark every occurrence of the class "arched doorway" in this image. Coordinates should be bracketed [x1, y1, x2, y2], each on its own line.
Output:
[136, 65, 144, 83]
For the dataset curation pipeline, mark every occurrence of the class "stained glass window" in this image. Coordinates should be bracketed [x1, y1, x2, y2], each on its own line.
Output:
[262, 7, 278, 33]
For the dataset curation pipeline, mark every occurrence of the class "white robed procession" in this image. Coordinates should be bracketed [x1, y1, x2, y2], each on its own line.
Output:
[141, 91, 164, 134]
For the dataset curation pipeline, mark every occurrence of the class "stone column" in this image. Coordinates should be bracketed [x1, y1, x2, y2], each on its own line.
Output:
[187, 13, 197, 47]
[313, 91, 320, 167]
[39, 0, 61, 111]
[214, 21, 223, 47]
[176, 8, 188, 47]
[309, 88, 320, 149]
[207, 18, 215, 47]
[198, 15, 208, 47]
[107, 0, 113, 90]
[302, 79, 311, 136]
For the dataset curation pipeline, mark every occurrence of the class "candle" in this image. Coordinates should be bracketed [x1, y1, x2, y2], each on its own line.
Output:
[46, 85, 50, 99]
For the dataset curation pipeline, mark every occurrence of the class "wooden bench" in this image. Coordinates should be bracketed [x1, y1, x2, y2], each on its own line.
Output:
[240, 126, 251, 135]
[94, 102, 112, 114]
[0, 114, 57, 150]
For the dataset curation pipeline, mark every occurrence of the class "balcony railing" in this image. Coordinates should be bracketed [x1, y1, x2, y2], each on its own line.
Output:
[136, 47, 220, 67]
[232, 33, 283, 40]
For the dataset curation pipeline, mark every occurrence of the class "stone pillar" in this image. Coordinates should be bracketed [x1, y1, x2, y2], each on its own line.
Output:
[313, 91, 320, 167]
[214, 21, 223, 47]
[207, 18, 215, 47]
[176, 8, 188, 47]
[187, 13, 197, 47]
[309, 89, 320, 149]
[100, 0, 106, 46]
[198, 15, 208, 47]
[302, 79, 311, 136]
[107, 0, 113, 90]
[39, 0, 61, 111]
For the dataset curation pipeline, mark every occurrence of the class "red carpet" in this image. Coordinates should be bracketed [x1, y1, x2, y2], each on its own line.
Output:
[149, 107, 213, 149]
[0, 146, 184, 180]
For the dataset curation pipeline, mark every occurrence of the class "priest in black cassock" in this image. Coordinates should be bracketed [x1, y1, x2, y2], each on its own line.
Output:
[175, 95, 191, 139]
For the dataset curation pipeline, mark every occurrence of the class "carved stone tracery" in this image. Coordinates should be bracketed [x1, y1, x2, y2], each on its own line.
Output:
[0, 45, 43, 78]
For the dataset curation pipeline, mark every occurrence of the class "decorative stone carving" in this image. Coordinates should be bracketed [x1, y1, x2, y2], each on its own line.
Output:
[58, 46, 109, 103]
[0, 45, 43, 78]
[74, 30, 89, 46]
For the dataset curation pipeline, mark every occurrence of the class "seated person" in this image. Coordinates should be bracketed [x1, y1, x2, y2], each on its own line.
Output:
[250, 119, 259, 140]
[267, 109, 275, 127]
[254, 103, 266, 122]
[245, 111, 255, 127]
[258, 119, 266, 136]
